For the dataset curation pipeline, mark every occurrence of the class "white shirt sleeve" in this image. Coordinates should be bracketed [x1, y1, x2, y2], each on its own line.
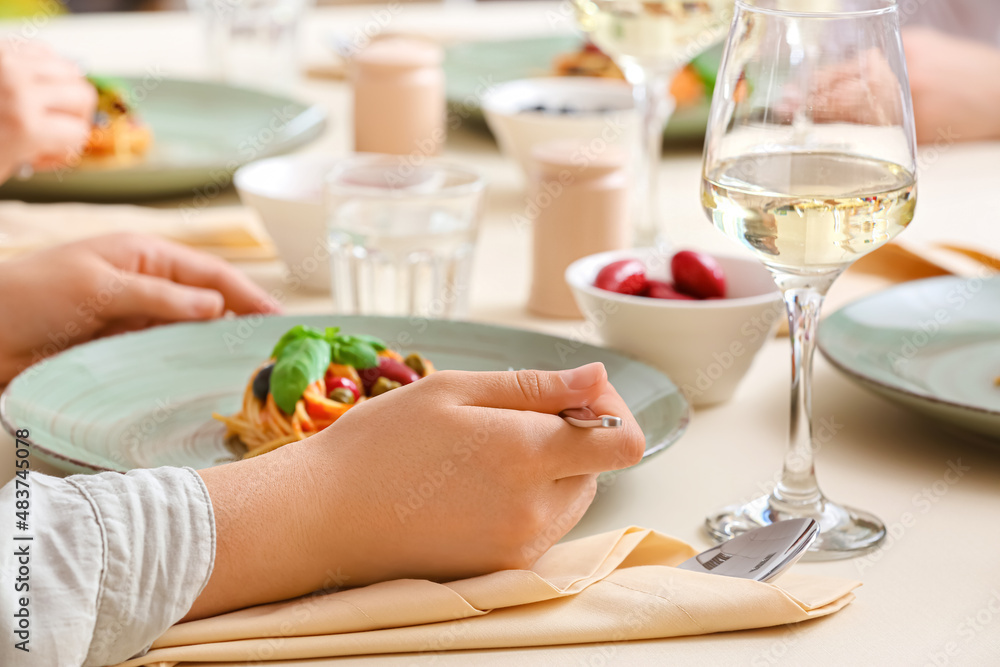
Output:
[0, 466, 215, 667]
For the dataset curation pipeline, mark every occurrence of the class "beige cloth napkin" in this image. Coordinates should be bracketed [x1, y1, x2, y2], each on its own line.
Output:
[848, 237, 999, 282]
[115, 526, 859, 667]
[0, 201, 276, 262]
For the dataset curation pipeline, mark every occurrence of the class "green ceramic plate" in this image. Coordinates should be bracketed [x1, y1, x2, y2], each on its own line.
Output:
[819, 277, 1000, 443]
[0, 77, 326, 203]
[444, 36, 717, 143]
[0, 316, 689, 475]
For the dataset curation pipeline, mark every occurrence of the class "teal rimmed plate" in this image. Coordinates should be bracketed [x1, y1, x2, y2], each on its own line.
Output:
[819, 277, 1000, 443]
[0, 77, 326, 203]
[0, 316, 689, 475]
[444, 36, 717, 143]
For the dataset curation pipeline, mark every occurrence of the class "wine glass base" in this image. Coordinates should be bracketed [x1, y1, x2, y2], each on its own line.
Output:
[705, 495, 886, 561]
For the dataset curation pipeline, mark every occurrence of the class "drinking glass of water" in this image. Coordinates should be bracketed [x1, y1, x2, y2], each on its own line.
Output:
[187, 0, 308, 92]
[325, 155, 486, 319]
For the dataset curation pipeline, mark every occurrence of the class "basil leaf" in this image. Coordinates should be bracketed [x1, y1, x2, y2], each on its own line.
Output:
[330, 338, 345, 364]
[323, 327, 341, 343]
[343, 334, 387, 352]
[88, 74, 126, 95]
[333, 341, 378, 369]
[271, 325, 325, 359]
[270, 337, 331, 413]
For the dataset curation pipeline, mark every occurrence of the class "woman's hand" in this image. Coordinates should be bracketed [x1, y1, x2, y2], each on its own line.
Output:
[0, 233, 280, 383]
[191, 363, 645, 619]
[0, 41, 97, 181]
[903, 27, 1000, 143]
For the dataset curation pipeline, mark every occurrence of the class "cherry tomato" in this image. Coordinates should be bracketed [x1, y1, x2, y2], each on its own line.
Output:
[645, 280, 697, 300]
[359, 357, 421, 393]
[324, 373, 360, 402]
[305, 395, 351, 421]
[594, 259, 647, 296]
[671, 251, 726, 299]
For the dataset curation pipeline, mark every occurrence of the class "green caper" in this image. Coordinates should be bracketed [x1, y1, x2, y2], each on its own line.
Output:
[404, 353, 427, 376]
[370, 376, 402, 397]
[328, 387, 356, 404]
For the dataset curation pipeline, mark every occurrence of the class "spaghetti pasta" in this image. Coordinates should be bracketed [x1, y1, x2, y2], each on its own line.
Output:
[82, 76, 152, 168]
[214, 326, 435, 459]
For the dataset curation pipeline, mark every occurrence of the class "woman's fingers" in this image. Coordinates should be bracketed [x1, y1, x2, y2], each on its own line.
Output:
[29, 113, 91, 162]
[40, 80, 98, 119]
[89, 234, 281, 315]
[437, 365, 644, 479]
[539, 402, 646, 479]
[29, 55, 85, 84]
[520, 474, 599, 566]
[540, 378, 645, 478]
[460, 379, 644, 480]
[443, 364, 609, 415]
[153, 245, 279, 315]
[106, 273, 225, 323]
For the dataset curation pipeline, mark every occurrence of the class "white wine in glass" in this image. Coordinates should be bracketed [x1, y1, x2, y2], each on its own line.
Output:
[700, 0, 917, 559]
[574, 0, 733, 245]
[703, 152, 916, 272]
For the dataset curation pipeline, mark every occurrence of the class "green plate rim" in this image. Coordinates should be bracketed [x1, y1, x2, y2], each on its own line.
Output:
[0, 316, 690, 474]
[818, 276, 1000, 419]
[442, 35, 715, 142]
[0, 76, 327, 202]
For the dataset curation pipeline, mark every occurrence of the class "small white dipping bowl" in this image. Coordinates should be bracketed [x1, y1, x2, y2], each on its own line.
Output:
[482, 77, 638, 178]
[566, 248, 784, 407]
[234, 153, 337, 292]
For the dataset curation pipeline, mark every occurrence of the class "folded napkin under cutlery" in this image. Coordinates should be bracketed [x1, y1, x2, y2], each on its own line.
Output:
[0, 201, 276, 262]
[115, 526, 859, 667]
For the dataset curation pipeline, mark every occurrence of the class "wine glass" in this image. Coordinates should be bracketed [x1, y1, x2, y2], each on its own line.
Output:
[700, 0, 916, 558]
[573, 0, 734, 246]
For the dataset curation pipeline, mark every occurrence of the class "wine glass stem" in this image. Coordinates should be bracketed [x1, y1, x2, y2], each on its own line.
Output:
[623, 65, 676, 247]
[773, 286, 827, 510]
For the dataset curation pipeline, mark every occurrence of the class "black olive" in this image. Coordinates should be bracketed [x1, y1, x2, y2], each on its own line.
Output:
[252, 363, 274, 401]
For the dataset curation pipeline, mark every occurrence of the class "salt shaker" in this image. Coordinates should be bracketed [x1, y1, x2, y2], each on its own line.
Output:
[351, 37, 446, 157]
[527, 140, 631, 318]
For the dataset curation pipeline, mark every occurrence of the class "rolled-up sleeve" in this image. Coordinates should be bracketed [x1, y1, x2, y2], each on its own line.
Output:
[0, 467, 215, 667]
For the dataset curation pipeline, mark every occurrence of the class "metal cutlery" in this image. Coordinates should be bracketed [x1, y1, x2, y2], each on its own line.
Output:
[677, 519, 819, 582]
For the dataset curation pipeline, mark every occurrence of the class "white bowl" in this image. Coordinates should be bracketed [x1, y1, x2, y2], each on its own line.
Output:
[234, 153, 337, 292]
[566, 248, 784, 407]
[482, 77, 638, 177]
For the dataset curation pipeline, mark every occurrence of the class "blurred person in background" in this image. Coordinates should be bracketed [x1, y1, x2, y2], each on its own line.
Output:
[902, 0, 1000, 142]
[0, 41, 95, 181]
[903, 0, 1000, 45]
[2, 0, 999, 138]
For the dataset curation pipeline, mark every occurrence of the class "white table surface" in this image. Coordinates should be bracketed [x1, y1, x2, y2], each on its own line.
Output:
[2, 4, 1000, 666]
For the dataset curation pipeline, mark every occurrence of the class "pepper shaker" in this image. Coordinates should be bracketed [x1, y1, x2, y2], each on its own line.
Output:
[527, 140, 631, 318]
[351, 37, 446, 157]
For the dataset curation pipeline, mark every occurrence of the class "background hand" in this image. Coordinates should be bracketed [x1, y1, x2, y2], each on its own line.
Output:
[903, 27, 1000, 143]
[0, 233, 280, 382]
[0, 41, 97, 181]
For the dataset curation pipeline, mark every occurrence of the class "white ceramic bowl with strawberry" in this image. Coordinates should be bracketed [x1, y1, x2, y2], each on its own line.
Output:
[565, 248, 783, 407]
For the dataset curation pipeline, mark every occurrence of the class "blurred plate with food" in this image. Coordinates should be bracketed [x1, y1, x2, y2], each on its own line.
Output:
[444, 35, 721, 143]
[0, 315, 689, 475]
[0, 77, 326, 203]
